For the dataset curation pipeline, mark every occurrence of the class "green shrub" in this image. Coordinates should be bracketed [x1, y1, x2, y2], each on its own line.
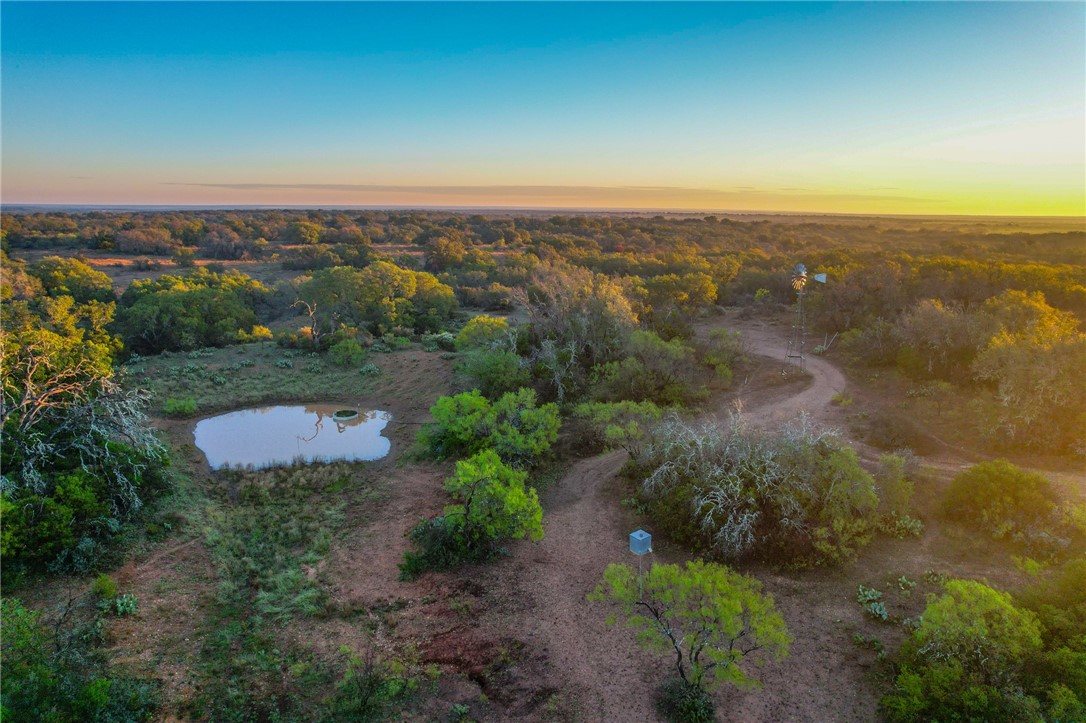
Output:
[881, 579, 1053, 722]
[878, 512, 924, 539]
[359, 363, 381, 376]
[91, 573, 117, 599]
[857, 585, 889, 621]
[635, 417, 879, 564]
[0, 597, 160, 721]
[421, 331, 457, 352]
[455, 316, 511, 352]
[944, 460, 1080, 556]
[112, 593, 139, 617]
[329, 338, 367, 367]
[458, 349, 529, 399]
[418, 388, 560, 467]
[569, 400, 666, 456]
[400, 450, 543, 578]
[657, 678, 715, 723]
[163, 397, 198, 417]
[875, 453, 915, 517]
[329, 647, 422, 721]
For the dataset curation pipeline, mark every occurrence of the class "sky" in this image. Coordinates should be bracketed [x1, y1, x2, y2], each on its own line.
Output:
[2, 2, 1084, 216]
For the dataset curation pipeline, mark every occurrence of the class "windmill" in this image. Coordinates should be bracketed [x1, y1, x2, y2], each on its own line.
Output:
[785, 263, 826, 370]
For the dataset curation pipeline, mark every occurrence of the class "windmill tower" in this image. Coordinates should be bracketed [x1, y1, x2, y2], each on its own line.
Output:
[785, 263, 826, 371]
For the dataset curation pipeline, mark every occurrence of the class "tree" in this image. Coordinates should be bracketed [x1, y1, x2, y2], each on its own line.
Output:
[971, 292, 1086, 453]
[589, 560, 790, 717]
[1, 298, 166, 569]
[297, 262, 457, 337]
[882, 580, 1046, 722]
[459, 349, 529, 400]
[29, 256, 114, 304]
[418, 388, 560, 466]
[943, 460, 1081, 556]
[455, 315, 513, 352]
[443, 449, 543, 546]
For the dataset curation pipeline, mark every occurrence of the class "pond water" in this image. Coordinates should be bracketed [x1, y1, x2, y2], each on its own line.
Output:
[193, 404, 392, 470]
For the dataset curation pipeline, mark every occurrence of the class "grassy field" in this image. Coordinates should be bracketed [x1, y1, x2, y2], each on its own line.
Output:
[124, 343, 384, 418]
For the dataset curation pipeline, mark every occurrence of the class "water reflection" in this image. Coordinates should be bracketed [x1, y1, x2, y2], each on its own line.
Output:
[194, 404, 391, 470]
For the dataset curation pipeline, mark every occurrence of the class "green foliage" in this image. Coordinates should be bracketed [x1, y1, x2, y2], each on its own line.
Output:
[163, 396, 198, 417]
[1015, 557, 1086, 649]
[971, 292, 1086, 453]
[91, 573, 117, 599]
[458, 349, 530, 399]
[297, 261, 457, 338]
[401, 450, 543, 577]
[875, 453, 915, 517]
[421, 331, 457, 352]
[455, 315, 511, 352]
[589, 561, 790, 696]
[878, 512, 924, 539]
[328, 338, 367, 368]
[944, 460, 1080, 557]
[117, 268, 269, 355]
[0, 597, 160, 722]
[418, 388, 560, 466]
[657, 678, 715, 723]
[857, 585, 889, 621]
[881, 579, 1055, 723]
[30, 256, 115, 304]
[328, 647, 422, 721]
[590, 330, 706, 406]
[700, 328, 745, 385]
[569, 400, 666, 456]
[636, 417, 879, 564]
[112, 593, 139, 617]
[444, 450, 543, 544]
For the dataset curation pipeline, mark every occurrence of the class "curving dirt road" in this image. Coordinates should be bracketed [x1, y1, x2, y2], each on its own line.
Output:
[498, 318, 865, 721]
[731, 320, 849, 429]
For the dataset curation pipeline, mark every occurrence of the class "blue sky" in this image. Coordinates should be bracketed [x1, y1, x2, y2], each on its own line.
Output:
[2, 2, 1084, 214]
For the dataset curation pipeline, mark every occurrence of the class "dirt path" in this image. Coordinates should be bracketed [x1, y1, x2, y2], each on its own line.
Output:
[501, 451, 667, 719]
[729, 320, 848, 430]
[493, 319, 871, 721]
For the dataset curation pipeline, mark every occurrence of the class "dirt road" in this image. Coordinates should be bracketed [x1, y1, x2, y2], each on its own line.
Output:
[498, 318, 873, 721]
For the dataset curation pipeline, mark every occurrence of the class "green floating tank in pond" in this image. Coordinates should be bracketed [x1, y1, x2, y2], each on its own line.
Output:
[332, 409, 359, 421]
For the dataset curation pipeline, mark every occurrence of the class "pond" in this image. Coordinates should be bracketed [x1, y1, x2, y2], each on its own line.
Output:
[193, 404, 392, 470]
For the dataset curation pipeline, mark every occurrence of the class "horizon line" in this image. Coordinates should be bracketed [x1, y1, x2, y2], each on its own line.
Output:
[3, 203, 1084, 222]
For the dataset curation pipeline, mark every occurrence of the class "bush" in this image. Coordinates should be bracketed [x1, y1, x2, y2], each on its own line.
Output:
[881, 579, 1057, 722]
[418, 388, 560, 467]
[329, 338, 367, 368]
[857, 585, 889, 621]
[91, 573, 117, 599]
[635, 416, 879, 564]
[0, 597, 160, 721]
[878, 512, 924, 539]
[944, 460, 1080, 556]
[329, 647, 421, 721]
[458, 349, 529, 399]
[421, 331, 457, 352]
[163, 397, 198, 417]
[400, 450, 543, 578]
[455, 316, 512, 352]
[568, 400, 666, 456]
[657, 678, 715, 723]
